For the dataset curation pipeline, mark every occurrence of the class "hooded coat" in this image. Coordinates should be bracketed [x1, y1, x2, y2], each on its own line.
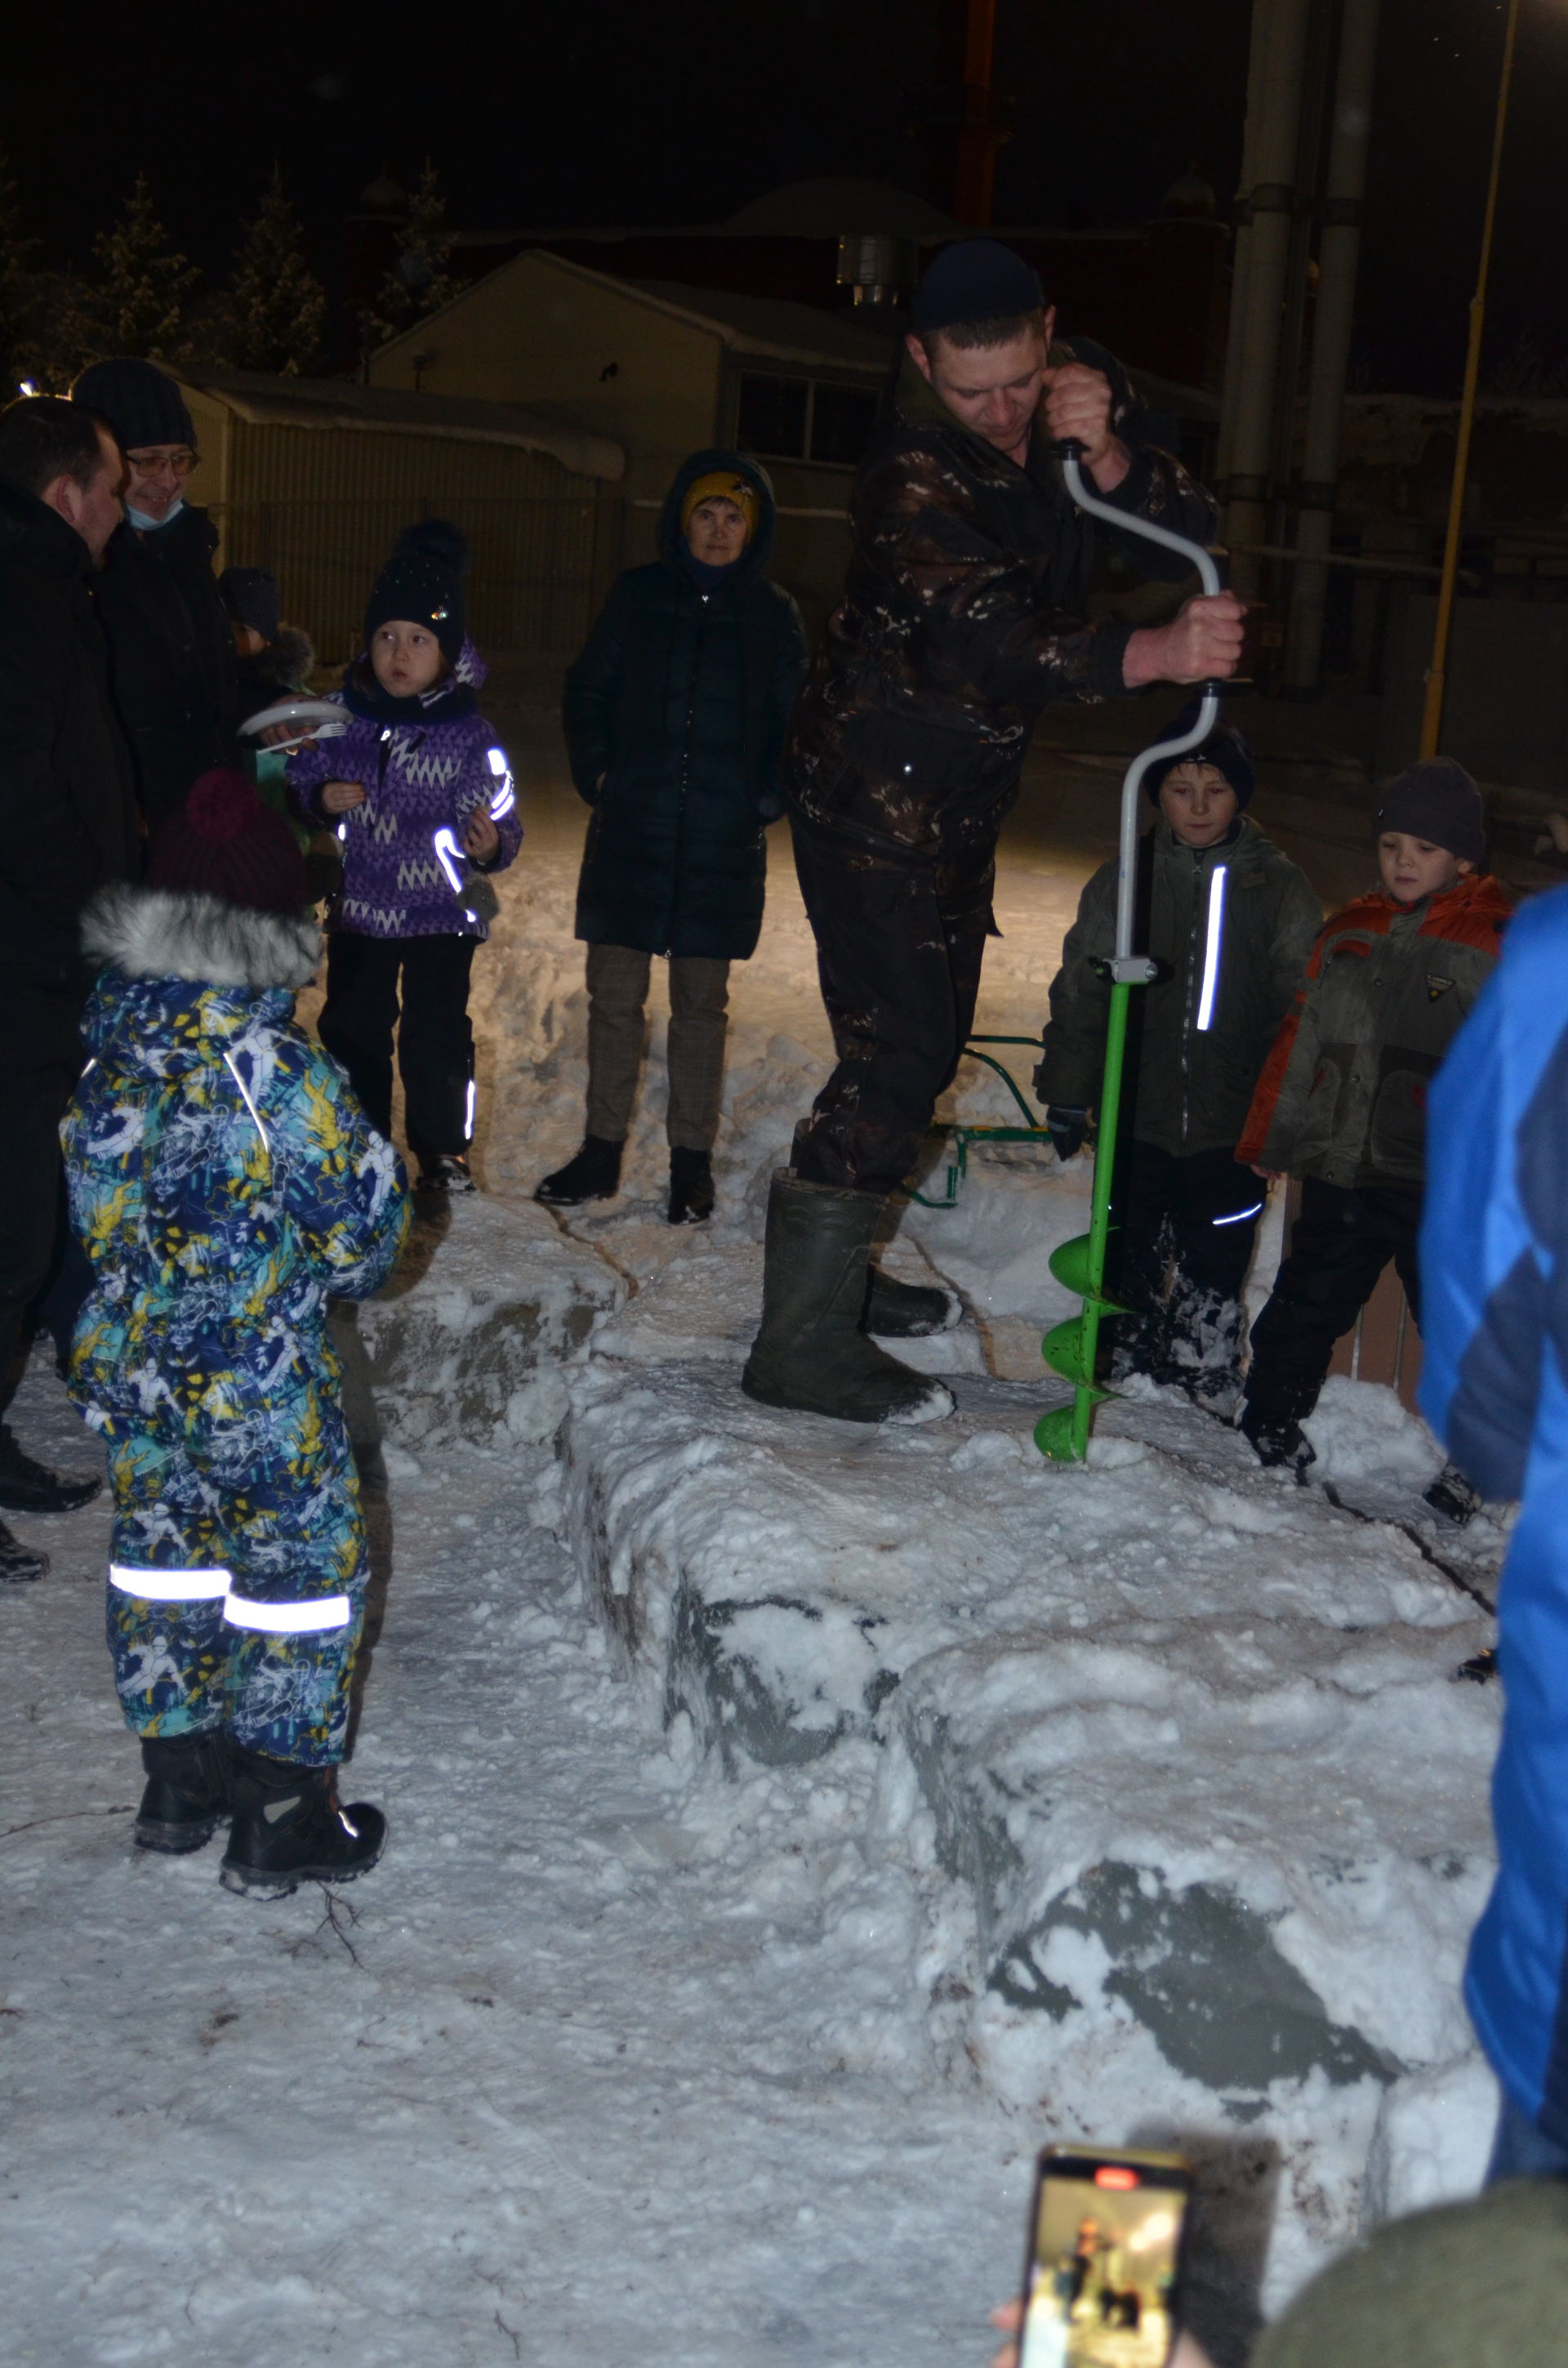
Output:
[561, 450, 808, 962]
[0, 475, 138, 991]
[1239, 871, 1512, 1188]
[285, 638, 521, 941]
[1040, 816, 1322, 1157]
[783, 341, 1218, 866]
[1419, 886, 1568, 2150]
[94, 503, 241, 834]
[63, 882, 410, 1465]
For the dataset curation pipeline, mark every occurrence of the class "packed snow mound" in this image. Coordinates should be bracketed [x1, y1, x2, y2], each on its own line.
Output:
[559, 1353, 1499, 2306]
[1303, 1376, 1444, 1487]
[351, 1193, 623, 1449]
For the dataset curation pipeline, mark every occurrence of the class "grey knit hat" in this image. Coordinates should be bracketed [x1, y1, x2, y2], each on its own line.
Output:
[1252, 2181, 1568, 2368]
[1374, 757, 1486, 867]
[72, 359, 196, 453]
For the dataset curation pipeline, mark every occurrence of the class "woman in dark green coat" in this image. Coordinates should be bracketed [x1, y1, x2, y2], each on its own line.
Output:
[537, 450, 807, 1224]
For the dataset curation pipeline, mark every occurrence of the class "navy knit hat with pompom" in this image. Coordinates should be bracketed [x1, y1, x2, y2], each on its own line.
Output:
[149, 769, 306, 915]
[364, 517, 470, 666]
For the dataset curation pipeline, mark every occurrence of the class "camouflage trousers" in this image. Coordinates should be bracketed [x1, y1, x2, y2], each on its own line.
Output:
[790, 818, 996, 1197]
[101, 1398, 367, 1767]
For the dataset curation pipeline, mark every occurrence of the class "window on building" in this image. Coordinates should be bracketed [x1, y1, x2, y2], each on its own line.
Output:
[810, 383, 879, 466]
[737, 374, 808, 460]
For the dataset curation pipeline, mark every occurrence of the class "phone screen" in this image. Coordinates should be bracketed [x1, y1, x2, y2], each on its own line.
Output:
[1017, 2147, 1193, 2368]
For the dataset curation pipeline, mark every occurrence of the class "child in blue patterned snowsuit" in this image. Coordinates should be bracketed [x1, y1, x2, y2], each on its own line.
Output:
[286, 518, 522, 1193]
[63, 769, 411, 1897]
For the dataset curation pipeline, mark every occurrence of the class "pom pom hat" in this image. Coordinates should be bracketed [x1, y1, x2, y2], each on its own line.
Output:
[363, 518, 470, 667]
[149, 769, 306, 915]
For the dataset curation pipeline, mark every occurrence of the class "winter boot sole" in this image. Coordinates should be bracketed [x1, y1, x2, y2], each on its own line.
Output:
[740, 1365, 956, 1425]
[136, 1811, 224, 1856]
[219, 1809, 387, 1902]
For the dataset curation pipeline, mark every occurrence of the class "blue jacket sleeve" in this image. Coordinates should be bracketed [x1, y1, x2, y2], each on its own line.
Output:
[1420, 949, 1547, 1500]
[561, 585, 627, 805]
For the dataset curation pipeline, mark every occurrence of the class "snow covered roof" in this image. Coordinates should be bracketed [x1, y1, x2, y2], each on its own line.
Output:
[171, 367, 626, 484]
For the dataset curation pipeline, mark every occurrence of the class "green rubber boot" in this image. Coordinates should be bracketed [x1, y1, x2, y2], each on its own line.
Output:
[742, 1171, 955, 1424]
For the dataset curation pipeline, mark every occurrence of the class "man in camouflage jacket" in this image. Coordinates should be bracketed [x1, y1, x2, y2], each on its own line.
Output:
[744, 238, 1243, 1426]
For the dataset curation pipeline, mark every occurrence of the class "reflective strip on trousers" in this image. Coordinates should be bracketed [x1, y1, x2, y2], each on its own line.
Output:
[222, 1590, 353, 1634]
[109, 1563, 231, 1602]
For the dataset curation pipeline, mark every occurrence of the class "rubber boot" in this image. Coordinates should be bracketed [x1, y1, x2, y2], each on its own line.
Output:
[535, 1135, 622, 1207]
[668, 1147, 715, 1225]
[862, 1265, 960, 1338]
[220, 1748, 386, 1901]
[135, 1731, 231, 1855]
[742, 1171, 955, 1425]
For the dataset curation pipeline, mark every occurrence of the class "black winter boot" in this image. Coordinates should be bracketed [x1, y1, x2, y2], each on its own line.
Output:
[0, 1425, 100, 1514]
[220, 1749, 386, 1900]
[1424, 1463, 1480, 1527]
[535, 1135, 623, 1207]
[416, 1153, 476, 1195]
[862, 1264, 960, 1338]
[0, 1517, 47, 1583]
[1240, 1404, 1316, 1472]
[742, 1171, 955, 1425]
[668, 1147, 715, 1225]
[135, 1732, 231, 1854]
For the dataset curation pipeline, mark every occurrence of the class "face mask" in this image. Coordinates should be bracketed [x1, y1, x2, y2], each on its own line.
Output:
[126, 498, 185, 532]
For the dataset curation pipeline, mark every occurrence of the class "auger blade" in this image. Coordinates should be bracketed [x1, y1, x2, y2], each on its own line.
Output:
[1041, 1317, 1097, 1385]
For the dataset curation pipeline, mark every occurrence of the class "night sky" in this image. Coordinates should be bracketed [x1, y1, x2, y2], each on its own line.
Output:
[5, 0, 1566, 394]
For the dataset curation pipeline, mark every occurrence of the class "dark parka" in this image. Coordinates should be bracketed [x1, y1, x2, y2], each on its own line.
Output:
[784, 341, 1218, 866]
[94, 502, 240, 835]
[563, 451, 808, 961]
[0, 476, 138, 991]
[1239, 872, 1513, 1188]
[1041, 815, 1322, 1157]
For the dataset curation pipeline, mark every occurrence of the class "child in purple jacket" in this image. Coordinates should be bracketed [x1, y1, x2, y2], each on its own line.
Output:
[287, 520, 521, 1193]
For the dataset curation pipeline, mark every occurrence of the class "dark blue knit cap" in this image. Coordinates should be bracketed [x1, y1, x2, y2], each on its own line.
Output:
[909, 239, 1045, 336]
[1144, 700, 1256, 809]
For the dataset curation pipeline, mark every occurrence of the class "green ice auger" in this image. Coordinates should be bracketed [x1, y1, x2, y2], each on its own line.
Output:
[1036, 445, 1227, 1463]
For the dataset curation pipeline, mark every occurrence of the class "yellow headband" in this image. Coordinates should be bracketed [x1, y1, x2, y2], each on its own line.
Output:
[679, 471, 759, 540]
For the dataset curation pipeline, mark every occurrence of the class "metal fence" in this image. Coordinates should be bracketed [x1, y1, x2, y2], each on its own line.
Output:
[208, 493, 620, 670]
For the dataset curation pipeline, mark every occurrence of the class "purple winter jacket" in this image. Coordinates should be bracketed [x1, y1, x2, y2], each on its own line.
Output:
[287, 639, 521, 941]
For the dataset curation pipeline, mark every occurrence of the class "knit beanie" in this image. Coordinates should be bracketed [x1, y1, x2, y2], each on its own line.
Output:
[71, 359, 196, 453]
[219, 566, 280, 644]
[909, 239, 1045, 337]
[364, 518, 469, 667]
[1374, 756, 1486, 867]
[1143, 700, 1257, 809]
[679, 469, 760, 542]
[1251, 2181, 1568, 2368]
[148, 769, 306, 915]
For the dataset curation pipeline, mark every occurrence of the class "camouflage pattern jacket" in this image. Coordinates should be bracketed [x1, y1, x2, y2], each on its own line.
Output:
[1238, 871, 1513, 1189]
[63, 884, 410, 1465]
[783, 342, 1218, 865]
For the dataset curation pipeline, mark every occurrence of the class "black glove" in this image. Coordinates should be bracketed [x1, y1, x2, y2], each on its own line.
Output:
[1045, 1105, 1089, 1162]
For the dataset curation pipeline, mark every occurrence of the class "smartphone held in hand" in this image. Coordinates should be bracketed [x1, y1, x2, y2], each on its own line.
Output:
[1018, 2147, 1194, 2368]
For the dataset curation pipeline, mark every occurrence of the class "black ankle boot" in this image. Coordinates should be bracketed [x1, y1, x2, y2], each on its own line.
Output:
[220, 1749, 386, 1900]
[136, 1732, 232, 1854]
[0, 1518, 47, 1583]
[668, 1147, 715, 1225]
[535, 1135, 623, 1206]
[0, 1424, 100, 1514]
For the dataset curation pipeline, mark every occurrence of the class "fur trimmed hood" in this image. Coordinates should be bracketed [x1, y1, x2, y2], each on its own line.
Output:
[82, 881, 321, 992]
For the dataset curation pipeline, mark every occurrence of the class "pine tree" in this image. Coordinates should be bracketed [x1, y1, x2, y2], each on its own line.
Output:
[91, 174, 199, 360]
[367, 160, 461, 350]
[218, 165, 327, 375]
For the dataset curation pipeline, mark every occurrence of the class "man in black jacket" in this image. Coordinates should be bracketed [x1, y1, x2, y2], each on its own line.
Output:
[0, 396, 138, 1581]
[743, 239, 1244, 1425]
[70, 359, 240, 833]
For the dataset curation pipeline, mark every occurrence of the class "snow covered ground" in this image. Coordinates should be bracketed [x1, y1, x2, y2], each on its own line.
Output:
[0, 778, 1512, 2366]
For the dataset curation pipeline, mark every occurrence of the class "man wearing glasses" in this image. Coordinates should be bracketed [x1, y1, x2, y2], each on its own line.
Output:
[71, 359, 239, 833]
